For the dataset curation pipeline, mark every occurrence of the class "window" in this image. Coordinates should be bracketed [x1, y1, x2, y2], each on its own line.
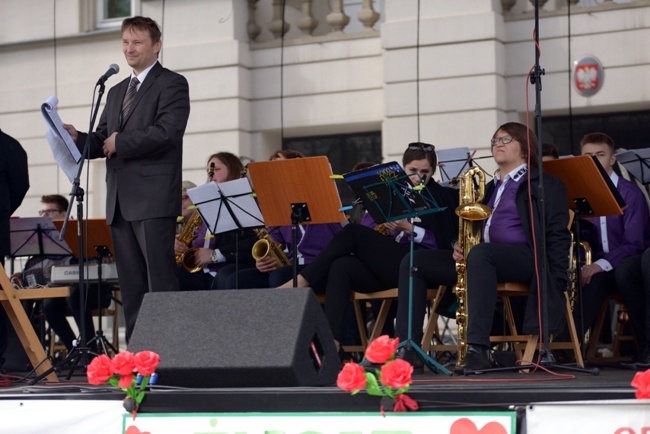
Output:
[96, 0, 139, 29]
[283, 131, 382, 207]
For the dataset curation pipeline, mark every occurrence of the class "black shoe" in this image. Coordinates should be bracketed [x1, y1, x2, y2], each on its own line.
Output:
[621, 347, 650, 370]
[396, 347, 424, 370]
[454, 345, 494, 375]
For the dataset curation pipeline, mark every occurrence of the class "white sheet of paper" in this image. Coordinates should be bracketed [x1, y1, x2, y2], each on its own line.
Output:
[437, 147, 471, 185]
[41, 96, 81, 183]
[9, 217, 72, 257]
[187, 178, 264, 235]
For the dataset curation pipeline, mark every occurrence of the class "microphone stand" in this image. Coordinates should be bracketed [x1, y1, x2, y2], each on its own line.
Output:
[30, 76, 109, 383]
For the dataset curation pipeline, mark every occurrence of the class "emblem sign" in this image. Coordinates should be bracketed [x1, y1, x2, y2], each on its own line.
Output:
[572, 54, 604, 97]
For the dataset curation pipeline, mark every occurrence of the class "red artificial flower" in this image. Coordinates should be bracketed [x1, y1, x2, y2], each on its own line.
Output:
[119, 373, 135, 389]
[134, 351, 160, 376]
[365, 335, 399, 364]
[632, 369, 650, 399]
[381, 358, 413, 389]
[87, 354, 114, 385]
[393, 393, 419, 412]
[112, 351, 136, 376]
[336, 362, 367, 392]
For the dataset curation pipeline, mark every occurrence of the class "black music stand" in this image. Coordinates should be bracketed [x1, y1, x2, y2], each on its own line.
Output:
[186, 177, 264, 288]
[9, 218, 73, 349]
[436, 147, 472, 188]
[344, 162, 451, 375]
[53, 218, 118, 359]
[247, 156, 346, 286]
[616, 148, 650, 185]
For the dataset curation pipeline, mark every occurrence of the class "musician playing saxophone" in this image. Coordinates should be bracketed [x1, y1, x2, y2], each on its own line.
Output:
[174, 152, 256, 291]
[218, 150, 345, 290]
[394, 122, 571, 373]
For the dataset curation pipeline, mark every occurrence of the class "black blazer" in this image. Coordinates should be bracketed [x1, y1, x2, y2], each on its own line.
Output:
[0, 130, 29, 257]
[76, 62, 190, 224]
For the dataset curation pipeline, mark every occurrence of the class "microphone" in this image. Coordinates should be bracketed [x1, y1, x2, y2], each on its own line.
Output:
[96, 64, 120, 85]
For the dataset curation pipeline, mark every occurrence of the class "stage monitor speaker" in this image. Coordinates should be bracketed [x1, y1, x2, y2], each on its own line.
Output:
[128, 288, 340, 388]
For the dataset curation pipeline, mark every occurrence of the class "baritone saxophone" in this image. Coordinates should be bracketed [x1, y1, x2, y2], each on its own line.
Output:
[454, 167, 492, 366]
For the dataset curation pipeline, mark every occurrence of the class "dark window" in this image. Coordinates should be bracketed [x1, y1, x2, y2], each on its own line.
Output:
[542, 110, 650, 156]
[283, 131, 382, 207]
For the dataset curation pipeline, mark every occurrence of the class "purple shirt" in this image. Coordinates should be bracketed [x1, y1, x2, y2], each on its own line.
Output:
[484, 167, 527, 245]
[583, 175, 650, 269]
[360, 212, 438, 250]
[268, 223, 344, 264]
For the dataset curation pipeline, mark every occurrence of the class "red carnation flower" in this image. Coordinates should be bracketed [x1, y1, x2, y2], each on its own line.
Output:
[111, 351, 136, 376]
[632, 369, 650, 399]
[381, 358, 413, 389]
[134, 351, 160, 376]
[87, 354, 113, 385]
[336, 362, 367, 392]
[365, 335, 399, 364]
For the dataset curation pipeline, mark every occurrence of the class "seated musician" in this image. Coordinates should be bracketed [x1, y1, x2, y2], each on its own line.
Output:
[174, 153, 256, 291]
[278, 143, 459, 360]
[395, 122, 571, 373]
[10, 195, 112, 352]
[219, 150, 345, 291]
[576, 133, 650, 354]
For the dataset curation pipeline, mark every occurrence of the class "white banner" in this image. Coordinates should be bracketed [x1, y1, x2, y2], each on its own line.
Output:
[121, 412, 516, 434]
[527, 400, 650, 434]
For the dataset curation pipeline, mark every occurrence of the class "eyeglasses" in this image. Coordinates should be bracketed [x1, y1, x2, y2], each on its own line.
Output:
[491, 136, 514, 147]
[38, 209, 62, 216]
[408, 143, 435, 152]
[181, 195, 190, 201]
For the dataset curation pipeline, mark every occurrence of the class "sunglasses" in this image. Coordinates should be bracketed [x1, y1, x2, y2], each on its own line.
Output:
[408, 142, 435, 152]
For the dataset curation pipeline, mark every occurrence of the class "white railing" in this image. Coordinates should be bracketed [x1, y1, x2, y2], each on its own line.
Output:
[247, 0, 382, 44]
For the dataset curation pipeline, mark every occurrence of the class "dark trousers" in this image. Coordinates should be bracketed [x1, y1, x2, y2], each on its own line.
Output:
[110, 204, 179, 342]
[574, 269, 617, 339]
[616, 249, 650, 349]
[465, 243, 533, 348]
[177, 268, 215, 291]
[395, 249, 457, 344]
[226, 264, 312, 290]
[301, 224, 410, 342]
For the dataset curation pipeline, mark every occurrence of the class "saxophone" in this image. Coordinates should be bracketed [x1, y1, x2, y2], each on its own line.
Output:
[567, 233, 592, 311]
[454, 167, 492, 366]
[176, 211, 204, 273]
[252, 228, 291, 267]
[175, 162, 215, 273]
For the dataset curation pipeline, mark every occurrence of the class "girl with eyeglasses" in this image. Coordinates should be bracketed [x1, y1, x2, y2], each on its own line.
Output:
[395, 122, 571, 373]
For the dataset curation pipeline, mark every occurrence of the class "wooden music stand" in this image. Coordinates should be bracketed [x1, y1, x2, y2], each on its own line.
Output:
[52, 218, 115, 260]
[247, 156, 346, 285]
[247, 156, 346, 227]
[0, 263, 69, 382]
[544, 155, 625, 217]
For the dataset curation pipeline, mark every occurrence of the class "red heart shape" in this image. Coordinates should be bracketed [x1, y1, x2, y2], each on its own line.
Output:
[450, 418, 508, 434]
[125, 426, 151, 434]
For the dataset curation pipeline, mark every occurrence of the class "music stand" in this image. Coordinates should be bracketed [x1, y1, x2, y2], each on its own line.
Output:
[52, 218, 118, 358]
[436, 147, 472, 187]
[247, 156, 346, 285]
[10, 217, 73, 258]
[186, 177, 264, 288]
[344, 162, 451, 375]
[541, 155, 623, 368]
[616, 148, 650, 185]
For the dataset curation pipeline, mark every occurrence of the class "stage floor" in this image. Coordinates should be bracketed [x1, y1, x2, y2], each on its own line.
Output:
[0, 361, 637, 413]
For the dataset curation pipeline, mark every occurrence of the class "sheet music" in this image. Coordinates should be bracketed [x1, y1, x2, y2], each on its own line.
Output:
[437, 147, 471, 186]
[41, 96, 81, 183]
[187, 178, 264, 235]
[9, 217, 73, 257]
[616, 149, 650, 184]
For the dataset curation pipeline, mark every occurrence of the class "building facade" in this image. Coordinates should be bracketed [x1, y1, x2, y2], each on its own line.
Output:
[1, 0, 649, 218]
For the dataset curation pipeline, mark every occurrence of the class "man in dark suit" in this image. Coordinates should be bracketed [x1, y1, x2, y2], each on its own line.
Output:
[0, 129, 30, 370]
[63, 16, 190, 342]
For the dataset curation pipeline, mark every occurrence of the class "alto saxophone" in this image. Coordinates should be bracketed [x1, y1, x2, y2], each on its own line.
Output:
[175, 162, 215, 273]
[176, 211, 204, 273]
[252, 228, 291, 267]
[454, 167, 492, 366]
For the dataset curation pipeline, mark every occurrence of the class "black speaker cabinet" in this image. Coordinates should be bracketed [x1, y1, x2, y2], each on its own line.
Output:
[128, 288, 340, 387]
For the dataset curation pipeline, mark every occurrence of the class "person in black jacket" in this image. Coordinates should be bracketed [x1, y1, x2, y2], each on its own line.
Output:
[281, 143, 459, 353]
[0, 129, 30, 371]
